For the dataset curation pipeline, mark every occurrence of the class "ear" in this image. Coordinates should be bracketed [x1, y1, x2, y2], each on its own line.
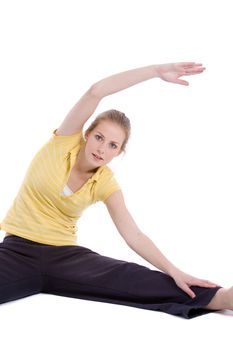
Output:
[84, 130, 90, 140]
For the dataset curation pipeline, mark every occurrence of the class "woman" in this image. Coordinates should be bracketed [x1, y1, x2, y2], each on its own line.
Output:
[0, 62, 232, 318]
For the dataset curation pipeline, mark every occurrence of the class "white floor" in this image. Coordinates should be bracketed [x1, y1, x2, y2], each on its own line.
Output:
[0, 292, 232, 350]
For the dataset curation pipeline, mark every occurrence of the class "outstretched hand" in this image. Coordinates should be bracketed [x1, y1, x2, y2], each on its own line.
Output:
[171, 268, 219, 299]
[157, 62, 206, 86]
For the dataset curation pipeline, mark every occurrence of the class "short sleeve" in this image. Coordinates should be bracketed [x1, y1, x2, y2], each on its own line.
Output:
[47, 128, 86, 155]
[94, 168, 121, 203]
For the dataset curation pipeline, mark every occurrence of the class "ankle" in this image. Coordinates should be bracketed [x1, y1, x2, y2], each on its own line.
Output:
[205, 288, 229, 310]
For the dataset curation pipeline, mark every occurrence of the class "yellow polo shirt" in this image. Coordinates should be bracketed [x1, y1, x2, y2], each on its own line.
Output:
[0, 128, 121, 246]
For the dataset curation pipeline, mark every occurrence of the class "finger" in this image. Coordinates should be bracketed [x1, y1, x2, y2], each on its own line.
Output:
[175, 78, 189, 86]
[203, 279, 220, 287]
[180, 283, 196, 299]
[203, 281, 220, 288]
[183, 70, 205, 76]
[191, 279, 219, 288]
[176, 62, 204, 69]
[176, 62, 195, 67]
[183, 67, 206, 74]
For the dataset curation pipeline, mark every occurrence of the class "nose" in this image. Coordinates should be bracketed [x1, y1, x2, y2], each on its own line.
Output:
[97, 148, 104, 156]
[96, 145, 105, 156]
[96, 140, 108, 159]
[97, 142, 105, 152]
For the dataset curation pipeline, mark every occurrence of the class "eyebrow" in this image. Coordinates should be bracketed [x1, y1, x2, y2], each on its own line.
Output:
[96, 131, 120, 144]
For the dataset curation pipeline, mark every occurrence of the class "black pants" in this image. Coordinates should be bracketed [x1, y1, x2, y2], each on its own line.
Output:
[0, 234, 221, 319]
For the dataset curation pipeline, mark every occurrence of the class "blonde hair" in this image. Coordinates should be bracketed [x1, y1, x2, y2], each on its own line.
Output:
[85, 109, 131, 153]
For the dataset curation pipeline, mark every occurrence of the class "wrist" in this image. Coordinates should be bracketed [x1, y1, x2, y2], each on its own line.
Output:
[153, 64, 164, 79]
[166, 264, 181, 278]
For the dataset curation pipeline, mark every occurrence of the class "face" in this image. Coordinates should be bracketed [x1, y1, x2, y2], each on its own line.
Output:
[84, 121, 126, 166]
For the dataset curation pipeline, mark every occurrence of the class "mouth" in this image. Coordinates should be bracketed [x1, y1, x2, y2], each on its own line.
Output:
[92, 153, 103, 161]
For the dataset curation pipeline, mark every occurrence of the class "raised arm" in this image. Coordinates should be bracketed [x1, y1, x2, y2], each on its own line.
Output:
[91, 62, 205, 98]
[56, 62, 205, 136]
[55, 87, 101, 136]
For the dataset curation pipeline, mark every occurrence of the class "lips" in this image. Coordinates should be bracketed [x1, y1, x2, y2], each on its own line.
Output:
[92, 153, 103, 160]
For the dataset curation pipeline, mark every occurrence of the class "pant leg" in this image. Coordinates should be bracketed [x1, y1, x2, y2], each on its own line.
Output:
[41, 244, 222, 319]
[0, 235, 43, 304]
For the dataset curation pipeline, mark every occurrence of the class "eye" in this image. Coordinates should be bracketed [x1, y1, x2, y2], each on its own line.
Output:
[110, 143, 117, 149]
[95, 134, 102, 141]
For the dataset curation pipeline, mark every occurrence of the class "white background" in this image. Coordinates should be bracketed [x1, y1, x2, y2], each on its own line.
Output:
[0, 0, 232, 349]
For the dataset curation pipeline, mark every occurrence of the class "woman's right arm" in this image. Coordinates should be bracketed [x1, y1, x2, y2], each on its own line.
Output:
[56, 62, 205, 136]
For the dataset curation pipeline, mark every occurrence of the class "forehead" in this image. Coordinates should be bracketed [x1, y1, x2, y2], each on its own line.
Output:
[94, 121, 125, 143]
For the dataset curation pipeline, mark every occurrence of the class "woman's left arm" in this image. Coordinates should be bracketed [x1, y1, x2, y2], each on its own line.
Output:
[91, 62, 205, 99]
[105, 191, 219, 298]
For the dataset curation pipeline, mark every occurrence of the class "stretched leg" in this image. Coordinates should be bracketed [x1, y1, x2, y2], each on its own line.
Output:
[0, 235, 43, 304]
[41, 244, 221, 319]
